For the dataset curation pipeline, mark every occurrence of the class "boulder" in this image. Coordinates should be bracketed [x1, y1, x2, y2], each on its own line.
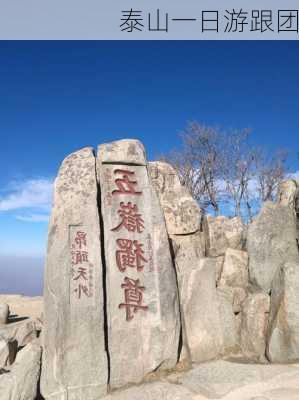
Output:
[267, 262, 299, 363]
[149, 161, 202, 235]
[218, 248, 249, 289]
[0, 342, 41, 400]
[0, 304, 9, 325]
[0, 319, 37, 348]
[206, 216, 244, 257]
[180, 257, 222, 362]
[0, 337, 17, 369]
[240, 292, 270, 362]
[277, 179, 298, 209]
[247, 202, 299, 293]
[97, 140, 180, 388]
[41, 147, 108, 399]
[170, 232, 206, 363]
[177, 257, 239, 363]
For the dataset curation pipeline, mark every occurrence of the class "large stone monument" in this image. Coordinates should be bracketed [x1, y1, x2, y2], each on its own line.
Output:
[42, 140, 180, 398]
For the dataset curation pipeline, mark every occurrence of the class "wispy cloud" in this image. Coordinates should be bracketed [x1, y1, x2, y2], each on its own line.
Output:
[15, 213, 50, 222]
[0, 178, 54, 222]
[286, 170, 299, 180]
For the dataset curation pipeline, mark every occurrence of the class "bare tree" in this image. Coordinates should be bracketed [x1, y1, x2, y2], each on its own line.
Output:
[162, 122, 288, 221]
[163, 123, 224, 214]
[221, 129, 255, 220]
[254, 147, 288, 203]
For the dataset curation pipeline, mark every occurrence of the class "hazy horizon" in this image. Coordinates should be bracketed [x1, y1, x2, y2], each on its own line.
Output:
[0, 255, 44, 296]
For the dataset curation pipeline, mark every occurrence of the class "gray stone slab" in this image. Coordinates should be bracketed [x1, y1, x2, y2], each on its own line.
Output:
[41, 147, 108, 399]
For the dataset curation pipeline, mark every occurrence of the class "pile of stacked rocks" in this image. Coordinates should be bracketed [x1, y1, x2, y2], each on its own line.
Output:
[2, 139, 299, 400]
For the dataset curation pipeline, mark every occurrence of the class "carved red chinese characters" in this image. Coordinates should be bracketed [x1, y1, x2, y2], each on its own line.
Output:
[112, 202, 145, 233]
[119, 277, 149, 321]
[116, 239, 148, 272]
[71, 230, 92, 299]
[112, 169, 142, 196]
[75, 231, 87, 248]
[97, 139, 180, 389]
[110, 168, 148, 320]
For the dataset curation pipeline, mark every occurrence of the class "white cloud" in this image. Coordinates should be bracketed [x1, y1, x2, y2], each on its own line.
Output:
[0, 178, 54, 222]
[286, 170, 299, 180]
[15, 213, 50, 222]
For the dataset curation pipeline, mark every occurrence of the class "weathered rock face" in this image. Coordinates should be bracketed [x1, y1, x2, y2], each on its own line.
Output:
[216, 286, 241, 356]
[149, 161, 243, 363]
[277, 179, 299, 209]
[149, 161, 207, 364]
[170, 233, 206, 365]
[267, 262, 299, 363]
[178, 258, 239, 363]
[0, 319, 38, 348]
[0, 342, 41, 400]
[171, 231, 206, 264]
[97, 140, 180, 388]
[0, 304, 9, 325]
[218, 248, 249, 289]
[41, 148, 108, 399]
[240, 292, 270, 362]
[149, 161, 202, 235]
[181, 258, 223, 362]
[0, 338, 17, 369]
[206, 216, 244, 257]
[247, 201, 299, 293]
[228, 287, 247, 314]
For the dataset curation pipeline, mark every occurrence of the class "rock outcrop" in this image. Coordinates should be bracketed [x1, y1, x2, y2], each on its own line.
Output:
[247, 201, 299, 293]
[4, 141, 299, 399]
[267, 261, 299, 362]
[0, 337, 17, 369]
[247, 180, 299, 363]
[149, 161, 242, 363]
[206, 215, 244, 257]
[0, 342, 41, 400]
[0, 319, 38, 348]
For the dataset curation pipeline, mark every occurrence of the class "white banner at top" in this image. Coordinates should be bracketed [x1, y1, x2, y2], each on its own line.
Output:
[0, 0, 299, 39]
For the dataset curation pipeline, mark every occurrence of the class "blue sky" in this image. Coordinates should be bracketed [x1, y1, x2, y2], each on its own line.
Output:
[0, 41, 298, 294]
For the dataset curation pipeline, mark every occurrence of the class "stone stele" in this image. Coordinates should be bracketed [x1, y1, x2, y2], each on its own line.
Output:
[41, 147, 108, 399]
[97, 139, 180, 389]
